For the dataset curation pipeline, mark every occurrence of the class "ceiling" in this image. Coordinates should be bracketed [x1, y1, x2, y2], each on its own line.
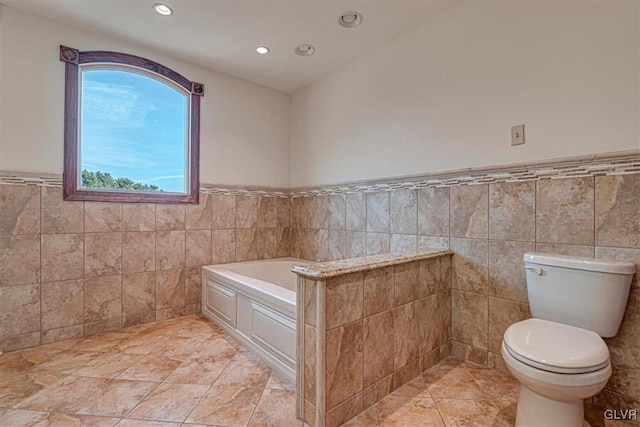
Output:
[1, 0, 462, 92]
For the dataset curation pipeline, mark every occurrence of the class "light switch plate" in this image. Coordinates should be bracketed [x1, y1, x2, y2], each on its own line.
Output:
[511, 124, 525, 146]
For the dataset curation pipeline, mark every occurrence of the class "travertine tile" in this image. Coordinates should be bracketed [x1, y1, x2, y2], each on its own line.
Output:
[117, 354, 182, 382]
[41, 187, 83, 234]
[391, 358, 419, 389]
[326, 320, 364, 409]
[328, 194, 346, 230]
[41, 233, 83, 282]
[123, 311, 156, 328]
[276, 227, 291, 258]
[304, 324, 317, 402]
[390, 234, 417, 253]
[72, 352, 143, 379]
[0, 235, 40, 286]
[156, 204, 186, 231]
[312, 195, 329, 229]
[326, 392, 363, 427]
[16, 376, 109, 412]
[304, 279, 317, 326]
[535, 242, 595, 258]
[0, 184, 40, 235]
[236, 195, 259, 228]
[41, 279, 84, 330]
[186, 193, 212, 230]
[451, 340, 488, 366]
[394, 261, 422, 306]
[452, 290, 488, 350]
[211, 194, 236, 229]
[346, 231, 367, 259]
[390, 190, 417, 235]
[41, 324, 84, 344]
[122, 203, 155, 231]
[488, 240, 535, 302]
[85, 318, 122, 336]
[165, 338, 237, 385]
[248, 388, 302, 426]
[0, 371, 60, 408]
[450, 185, 488, 239]
[185, 384, 263, 426]
[419, 257, 444, 295]
[315, 229, 330, 262]
[257, 227, 277, 260]
[537, 177, 594, 245]
[73, 378, 158, 417]
[377, 395, 443, 427]
[212, 229, 236, 264]
[596, 174, 640, 248]
[393, 301, 421, 370]
[363, 376, 393, 409]
[364, 310, 394, 387]
[85, 275, 121, 322]
[451, 238, 488, 294]
[487, 297, 530, 353]
[276, 197, 291, 227]
[364, 266, 394, 317]
[421, 292, 451, 355]
[292, 196, 313, 229]
[185, 267, 201, 306]
[127, 382, 209, 422]
[85, 232, 122, 277]
[326, 272, 363, 329]
[257, 197, 277, 228]
[122, 272, 156, 316]
[156, 269, 186, 311]
[605, 321, 640, 400]
[418, 236, 449, 252]
[0, 284, 41, 340]
[367, 232, 390, 256]
[489, 181, 535, 241]
[417, 187, 450, 237]
[0, 332, 41, 352]
[367, 192, 390, 233]
[346, 193, 366, 232]
[236, 228, 258, 262]
[422, 364, 487, 399]
[468, 367, 520, 402]
[435, 398, 504, 426]
[122, 231, 155, 273]
[328, 229, 346, 261]
[156, 230, 185, 270]
[186, 229, 212, 267]
[85, 202, 122, 233]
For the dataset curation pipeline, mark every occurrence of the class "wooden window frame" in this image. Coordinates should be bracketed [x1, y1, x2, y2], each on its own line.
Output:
[59, 45, 204, 204]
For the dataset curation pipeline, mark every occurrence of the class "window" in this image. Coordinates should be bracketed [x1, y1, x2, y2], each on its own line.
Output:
[59, 46, 204, 203]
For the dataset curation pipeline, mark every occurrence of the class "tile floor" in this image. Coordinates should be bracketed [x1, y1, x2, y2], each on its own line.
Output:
[0, 315, 635, 427]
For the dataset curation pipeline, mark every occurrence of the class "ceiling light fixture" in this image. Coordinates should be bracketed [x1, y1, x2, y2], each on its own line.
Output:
[256, 46, 270, 55]
[339, 11, 362, 28]
[295, 44, 315, 56]
[153, 3, 173, 16]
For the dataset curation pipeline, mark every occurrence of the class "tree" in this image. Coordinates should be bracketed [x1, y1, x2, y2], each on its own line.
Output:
[81, 170, 162, 192]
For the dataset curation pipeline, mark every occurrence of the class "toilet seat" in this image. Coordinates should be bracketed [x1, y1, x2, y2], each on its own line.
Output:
[503, 318, 609, 374]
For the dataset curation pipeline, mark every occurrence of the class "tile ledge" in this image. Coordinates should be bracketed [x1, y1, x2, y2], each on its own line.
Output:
[292, 250, 453, 279]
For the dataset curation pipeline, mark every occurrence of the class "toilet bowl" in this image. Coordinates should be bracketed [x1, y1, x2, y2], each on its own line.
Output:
[501, 319, 611, 427]
[502, 253, 634, 427]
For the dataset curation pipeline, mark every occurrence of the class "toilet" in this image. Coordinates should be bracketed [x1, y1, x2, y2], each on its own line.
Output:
[502, 253, 635, 427]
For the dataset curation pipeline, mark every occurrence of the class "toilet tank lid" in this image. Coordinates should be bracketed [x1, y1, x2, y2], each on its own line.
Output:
[523, 253, 635, 274]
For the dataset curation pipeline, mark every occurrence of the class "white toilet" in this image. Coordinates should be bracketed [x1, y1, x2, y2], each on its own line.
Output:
[502, 253, 635, 427]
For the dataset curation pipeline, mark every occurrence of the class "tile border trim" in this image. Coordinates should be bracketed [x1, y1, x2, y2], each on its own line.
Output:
[2, 149, 640, 197]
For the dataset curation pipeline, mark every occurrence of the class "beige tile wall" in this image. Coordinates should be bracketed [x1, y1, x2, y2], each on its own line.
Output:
[301, 256, 452, 427]
[0, 186, 291, 351]
[291, 174, 640, 414]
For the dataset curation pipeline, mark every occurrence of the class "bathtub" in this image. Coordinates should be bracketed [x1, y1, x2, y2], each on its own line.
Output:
[201, 257, 306, 382]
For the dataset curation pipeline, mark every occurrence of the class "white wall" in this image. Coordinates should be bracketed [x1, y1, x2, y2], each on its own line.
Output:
[0, 6, 291, 187]
[290, 0, 640, 187]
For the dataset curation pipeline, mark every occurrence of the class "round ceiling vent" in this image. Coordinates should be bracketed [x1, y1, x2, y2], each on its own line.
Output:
[295, 44, 316, 56]
[339, 11, 362, 28]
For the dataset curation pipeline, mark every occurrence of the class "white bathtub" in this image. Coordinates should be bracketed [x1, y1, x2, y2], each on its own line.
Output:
[201, 257, 305, 382]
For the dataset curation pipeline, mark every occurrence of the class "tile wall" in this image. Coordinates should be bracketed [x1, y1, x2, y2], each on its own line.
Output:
[0, 186, 291, 351]
[300, 255, 452, 427]
[291, 174, 640, 414]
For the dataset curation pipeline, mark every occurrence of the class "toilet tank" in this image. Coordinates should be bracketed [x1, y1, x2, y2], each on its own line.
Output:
[524, 253, 635, 337]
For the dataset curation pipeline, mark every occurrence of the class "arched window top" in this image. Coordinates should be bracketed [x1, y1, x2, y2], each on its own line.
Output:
[59, 45, 204, 204]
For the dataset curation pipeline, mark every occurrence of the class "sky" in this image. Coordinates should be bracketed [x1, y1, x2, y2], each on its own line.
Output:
[80, 69, 187, 193]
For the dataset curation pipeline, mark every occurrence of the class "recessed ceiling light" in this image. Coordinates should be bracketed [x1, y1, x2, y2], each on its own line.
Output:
[295, 44, 315, 56]
[256, 46, 270, 55]
[339, 11, 362, 28]
[153, 3, 173, 16]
